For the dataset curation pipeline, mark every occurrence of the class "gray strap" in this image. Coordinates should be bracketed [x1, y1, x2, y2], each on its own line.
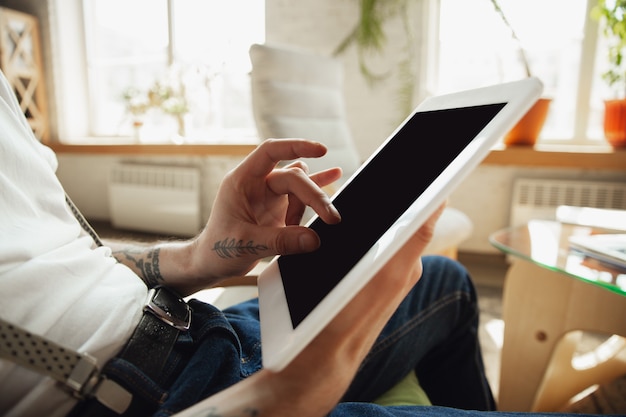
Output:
[0, 317, 96, 392]
[0, 318, 131, 413]
[65, 193, 104, 247]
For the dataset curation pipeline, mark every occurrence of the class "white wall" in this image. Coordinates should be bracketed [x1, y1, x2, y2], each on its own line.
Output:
[265, 0, 430, 159]
[56, 154, 244, 227]
[449, 166, 626, 252]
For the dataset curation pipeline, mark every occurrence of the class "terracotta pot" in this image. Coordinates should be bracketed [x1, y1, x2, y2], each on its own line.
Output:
[603, 99, 626, 148]
[503, 97, 551, 146]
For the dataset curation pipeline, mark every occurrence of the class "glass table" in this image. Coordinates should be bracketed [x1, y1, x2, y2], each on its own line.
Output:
[489, 220, 626, 412]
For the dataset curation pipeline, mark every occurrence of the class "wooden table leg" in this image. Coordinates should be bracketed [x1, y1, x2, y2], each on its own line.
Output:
[497, 259, 626, 411]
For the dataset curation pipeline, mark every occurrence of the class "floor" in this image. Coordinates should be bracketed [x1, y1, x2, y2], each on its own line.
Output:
[91, 221, 509, 401]
[458, 252, 509, 401]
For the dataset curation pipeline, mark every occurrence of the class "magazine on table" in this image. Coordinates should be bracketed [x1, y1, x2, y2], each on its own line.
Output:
[569, 233, 626, 270]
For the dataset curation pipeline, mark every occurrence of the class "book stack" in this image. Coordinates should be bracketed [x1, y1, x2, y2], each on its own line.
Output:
[557, 205, 626, 270]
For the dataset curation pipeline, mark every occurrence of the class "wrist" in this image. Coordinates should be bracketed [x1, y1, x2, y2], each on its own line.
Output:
[158, 239, 222, 296]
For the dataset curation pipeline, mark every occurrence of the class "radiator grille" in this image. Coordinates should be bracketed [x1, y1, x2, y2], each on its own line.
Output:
[110, 166, 199, 190]
[510, 178, 626, 227]
[108, 164, 201, 236]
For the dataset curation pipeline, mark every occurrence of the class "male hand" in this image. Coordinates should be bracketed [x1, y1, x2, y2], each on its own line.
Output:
[189, 139, 342, 287]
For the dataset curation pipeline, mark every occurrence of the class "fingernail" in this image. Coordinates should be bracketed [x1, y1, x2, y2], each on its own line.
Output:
[328, 203, 341, 221]
[299, 232, 319, 251]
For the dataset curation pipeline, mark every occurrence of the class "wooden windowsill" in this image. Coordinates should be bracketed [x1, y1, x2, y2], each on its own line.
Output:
[48, 142, 626, 171]
[483, 144, 626, 170]
[49, 142, 258, 156]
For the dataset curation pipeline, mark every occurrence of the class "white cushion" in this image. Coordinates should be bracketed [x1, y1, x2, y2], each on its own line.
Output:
[423, 207, 473, 255]
[249, 43, 361, 182]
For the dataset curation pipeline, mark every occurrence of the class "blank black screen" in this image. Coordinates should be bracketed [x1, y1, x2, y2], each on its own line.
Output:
[278, 103, 506, 328]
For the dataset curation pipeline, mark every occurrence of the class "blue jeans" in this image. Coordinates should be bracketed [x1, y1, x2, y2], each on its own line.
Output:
[84, 256, 600, 416]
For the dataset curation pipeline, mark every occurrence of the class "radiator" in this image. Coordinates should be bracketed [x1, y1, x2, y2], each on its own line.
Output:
[108, 163, 201, 236]
[510, 178, 626, 227]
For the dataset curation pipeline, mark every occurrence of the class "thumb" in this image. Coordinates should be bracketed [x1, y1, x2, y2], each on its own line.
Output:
[415, 203, 447, 246]
[270, 226, 321, 255]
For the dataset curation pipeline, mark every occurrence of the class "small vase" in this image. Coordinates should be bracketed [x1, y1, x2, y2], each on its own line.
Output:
[132, 119, 144, 143]
[603, 99, 626, 148]
[503, 98, 551, 146]
[175, 113, 186, 137]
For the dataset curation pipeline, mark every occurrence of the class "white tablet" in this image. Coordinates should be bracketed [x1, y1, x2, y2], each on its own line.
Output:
[257, 77, 543, 371]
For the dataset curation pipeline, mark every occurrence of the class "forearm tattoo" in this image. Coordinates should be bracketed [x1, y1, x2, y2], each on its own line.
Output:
[114, 247, 163, 288]
[213, 238, 268, 259]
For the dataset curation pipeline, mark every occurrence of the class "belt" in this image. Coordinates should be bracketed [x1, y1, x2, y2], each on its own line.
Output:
[118, 285, 192, 382]
[0, 285, 191, 416]
[69, 285, 192, 416]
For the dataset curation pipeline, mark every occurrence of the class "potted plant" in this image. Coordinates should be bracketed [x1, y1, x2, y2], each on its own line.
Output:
[591, 0, 626, 148]
[334, 0, 550, 145]
[333, 0, 418, 121]
[488, 0, 551, 146]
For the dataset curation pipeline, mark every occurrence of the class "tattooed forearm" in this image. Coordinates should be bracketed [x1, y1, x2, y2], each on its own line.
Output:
[113, 247, 164, 288]
[213, 238, 268, 259]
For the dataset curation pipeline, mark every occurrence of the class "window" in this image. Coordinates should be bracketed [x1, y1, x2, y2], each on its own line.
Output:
[435, 0, 608, 146]
[80, 0, 264, 144]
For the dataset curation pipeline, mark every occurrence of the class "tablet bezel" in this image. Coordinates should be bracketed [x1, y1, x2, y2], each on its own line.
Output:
[257, 77, 543, 371]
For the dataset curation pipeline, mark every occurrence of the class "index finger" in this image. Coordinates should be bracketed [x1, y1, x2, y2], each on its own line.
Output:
[242, 138, 329, 177]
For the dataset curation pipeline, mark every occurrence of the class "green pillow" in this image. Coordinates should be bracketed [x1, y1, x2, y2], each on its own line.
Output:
[373, 371, 431, 406]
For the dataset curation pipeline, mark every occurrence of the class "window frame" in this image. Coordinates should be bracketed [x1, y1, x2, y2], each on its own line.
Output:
[426, 0, 606, 147]
[47, 0, 263, 145]
[47, 0, 91, 143]
[45, 0, 621, 156]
